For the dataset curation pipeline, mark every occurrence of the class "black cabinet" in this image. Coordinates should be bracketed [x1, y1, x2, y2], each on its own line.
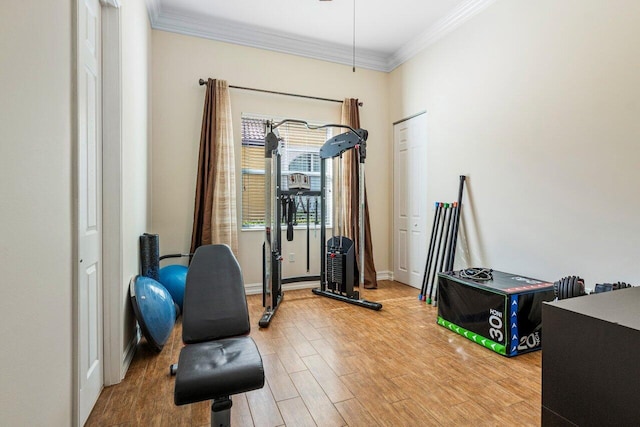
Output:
[542, 287, 640, 426]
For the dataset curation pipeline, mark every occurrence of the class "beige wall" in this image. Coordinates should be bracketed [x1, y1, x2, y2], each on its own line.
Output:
[389, 0, 640, 284]
[121, 0, 152, 362]
[151, 31, 391, 285]
[0, 1, 73, 424]
[0, 1, 636, 423]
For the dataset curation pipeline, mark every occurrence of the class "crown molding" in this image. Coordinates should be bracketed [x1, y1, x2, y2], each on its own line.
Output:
[145, 0, 161, 23]
[100, 0, 120, 8]
[388, 0, 497, 70]
[146, 0, 496, 73]
[150, 6, 390, 72]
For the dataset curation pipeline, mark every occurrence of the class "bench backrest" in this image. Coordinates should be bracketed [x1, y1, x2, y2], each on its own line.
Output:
[182, 244, 250, 343]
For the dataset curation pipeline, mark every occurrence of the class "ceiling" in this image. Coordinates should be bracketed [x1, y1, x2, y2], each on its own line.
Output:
[146, 0, 496, 72]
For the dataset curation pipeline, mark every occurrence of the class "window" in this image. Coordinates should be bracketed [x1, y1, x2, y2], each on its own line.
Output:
[241, 115, 333, 229]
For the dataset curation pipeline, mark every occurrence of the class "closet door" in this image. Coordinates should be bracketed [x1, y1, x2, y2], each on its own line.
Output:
[393, 113, 427, 288]
[77, 0, 103, 423]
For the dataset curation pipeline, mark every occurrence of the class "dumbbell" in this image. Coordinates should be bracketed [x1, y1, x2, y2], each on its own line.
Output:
[594, 281, 633, 293]
[553, 276, 587, 300]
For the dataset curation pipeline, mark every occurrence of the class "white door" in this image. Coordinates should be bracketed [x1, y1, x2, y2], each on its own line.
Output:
[393, 123, 410, 285]
[393, 113, 427, 288]
[77, 0, 103, 423]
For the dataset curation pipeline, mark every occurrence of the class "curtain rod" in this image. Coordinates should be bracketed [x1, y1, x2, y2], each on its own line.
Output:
[198, 78, 363, 107]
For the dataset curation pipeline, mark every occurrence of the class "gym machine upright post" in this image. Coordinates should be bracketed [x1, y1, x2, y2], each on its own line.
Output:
[260, 125, 282, 328]
[259, 120, 381, 328]
[260, 120, 322, 328]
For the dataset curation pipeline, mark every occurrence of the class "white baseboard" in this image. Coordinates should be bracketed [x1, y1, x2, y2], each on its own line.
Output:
[377, 270, 393, 281]
[120, 326, 140, 380]
[245, 270, 394, 294]
[245, 280, 318, 295]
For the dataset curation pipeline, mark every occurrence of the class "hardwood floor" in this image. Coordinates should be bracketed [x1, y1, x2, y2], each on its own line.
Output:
[87, 281, 541, 426]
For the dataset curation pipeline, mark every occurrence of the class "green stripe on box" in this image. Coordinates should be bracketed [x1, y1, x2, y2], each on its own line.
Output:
[437, 316, 506, 355]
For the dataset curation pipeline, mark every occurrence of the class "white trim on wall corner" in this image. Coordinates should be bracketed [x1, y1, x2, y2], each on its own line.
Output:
[101, 3, 125, 387]
[121, 329, 139, 379]
[376, 270, 394, 281]
[244, 280, 318, 295]
[145, 0, 161, 23]
[150, 8, 388, 72]
[388, 0, 497, 70]
[144, 0, 496, 73]
[100, 0, 120, 8]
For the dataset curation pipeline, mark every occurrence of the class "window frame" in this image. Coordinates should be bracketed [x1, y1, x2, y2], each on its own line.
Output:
[240, 114, 333, 231]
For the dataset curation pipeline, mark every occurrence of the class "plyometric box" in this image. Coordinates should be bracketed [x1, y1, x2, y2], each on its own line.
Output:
[437, 270, 555, 357]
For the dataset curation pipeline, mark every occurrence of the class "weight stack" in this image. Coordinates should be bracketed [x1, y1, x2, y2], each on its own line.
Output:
[326, 236, 357, 298]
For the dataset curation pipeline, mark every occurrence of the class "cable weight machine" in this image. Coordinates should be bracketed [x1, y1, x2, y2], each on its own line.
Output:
[314, 127, 381, 311]
[260, 120, 381, 328]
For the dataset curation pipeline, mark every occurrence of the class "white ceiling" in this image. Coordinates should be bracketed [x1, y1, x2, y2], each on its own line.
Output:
[146, 0, 496, 72]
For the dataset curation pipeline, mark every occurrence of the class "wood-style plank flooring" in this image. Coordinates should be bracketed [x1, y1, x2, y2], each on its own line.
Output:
[87, 281, 541, 426]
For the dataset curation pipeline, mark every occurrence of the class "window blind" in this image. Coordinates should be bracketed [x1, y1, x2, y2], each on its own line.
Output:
[241, 115, 332, 229]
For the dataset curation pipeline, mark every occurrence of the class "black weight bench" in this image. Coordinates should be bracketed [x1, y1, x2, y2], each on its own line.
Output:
[173, 244, 264, 427]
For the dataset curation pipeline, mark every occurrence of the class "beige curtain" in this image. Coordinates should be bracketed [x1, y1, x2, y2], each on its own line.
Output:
[341, 99, 378, 289]
[190, 79, 238, 255]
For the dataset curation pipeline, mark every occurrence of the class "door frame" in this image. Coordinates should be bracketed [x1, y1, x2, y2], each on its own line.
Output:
[73, 0, 123, 425]
[100, 0, 124, 386]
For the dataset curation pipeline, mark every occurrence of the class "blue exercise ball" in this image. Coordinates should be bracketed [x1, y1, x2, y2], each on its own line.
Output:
[159, 264, 187, 311]
[130, 275, 176, 352]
